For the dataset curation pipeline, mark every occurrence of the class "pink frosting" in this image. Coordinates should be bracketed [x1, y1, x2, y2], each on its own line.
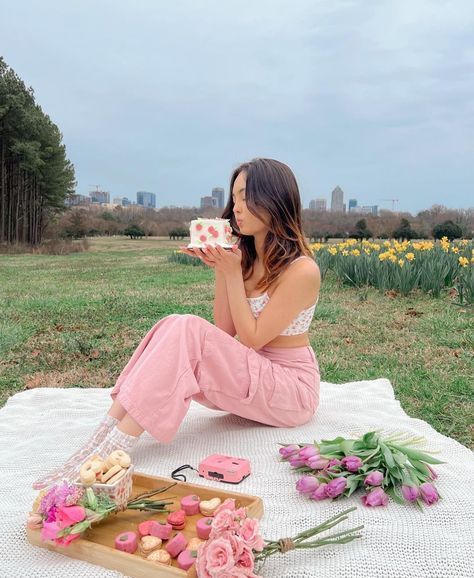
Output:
[196, 517, 213, 540]
[165, 532, 188, 558]
[180, 494, 201, 515]
[177, 549, 197, 570]
[149, 520, 173, 540]
[114, 531, 138, 554]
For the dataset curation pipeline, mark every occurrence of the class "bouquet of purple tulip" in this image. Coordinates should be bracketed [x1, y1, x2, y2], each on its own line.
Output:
[279, 430, 444, 510]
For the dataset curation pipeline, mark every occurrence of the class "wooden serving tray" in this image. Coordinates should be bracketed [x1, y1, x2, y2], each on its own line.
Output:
[27, 471, 264, 578]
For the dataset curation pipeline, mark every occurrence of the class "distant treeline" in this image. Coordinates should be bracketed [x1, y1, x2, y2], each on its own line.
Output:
[47, 203, 473, 242]
[0, 57, 75, 245]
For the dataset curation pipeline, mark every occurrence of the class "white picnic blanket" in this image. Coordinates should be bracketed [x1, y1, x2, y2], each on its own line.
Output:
[1, 379, 473, 578]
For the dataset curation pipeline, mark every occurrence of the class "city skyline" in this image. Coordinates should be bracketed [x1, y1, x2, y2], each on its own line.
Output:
[1, 1, 472, 216]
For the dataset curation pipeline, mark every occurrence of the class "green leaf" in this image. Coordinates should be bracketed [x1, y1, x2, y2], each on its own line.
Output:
[390, 444, 445, 465]
[386, 486, 405, 505]
[409, 459, 432, 478]
[380, 443, 396, 469]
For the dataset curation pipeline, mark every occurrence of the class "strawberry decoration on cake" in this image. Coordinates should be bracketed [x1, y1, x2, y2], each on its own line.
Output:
[188, 218, 233, 248]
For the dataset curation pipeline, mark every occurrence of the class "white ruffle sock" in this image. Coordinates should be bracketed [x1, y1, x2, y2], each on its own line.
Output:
[90, 425, 139, 461]
[32, 414, 119, 490]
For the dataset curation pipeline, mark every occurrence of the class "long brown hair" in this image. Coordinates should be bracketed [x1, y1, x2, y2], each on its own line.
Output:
[222, 158, 313, 292]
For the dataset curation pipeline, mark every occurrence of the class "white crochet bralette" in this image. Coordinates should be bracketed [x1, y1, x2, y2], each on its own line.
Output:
[246, 256, 319, 336]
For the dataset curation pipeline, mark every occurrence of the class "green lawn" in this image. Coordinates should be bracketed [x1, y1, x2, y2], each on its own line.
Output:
[1, 236, 472, 448]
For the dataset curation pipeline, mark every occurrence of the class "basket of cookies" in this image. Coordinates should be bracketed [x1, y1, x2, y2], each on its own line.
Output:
[75, 450, 134, 509]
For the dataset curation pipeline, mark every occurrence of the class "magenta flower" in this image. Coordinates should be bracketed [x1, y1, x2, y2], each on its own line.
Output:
[341, 456, 363, 473]
[310, 483, 329, 501]
[326, 477, 347, 498]
[364, 471, 384, 486]
[298, 445, 319, 460]
[419, 483, 439, 505]
[401, 485, 419, 502]
[327, 458, 342, 470]
[307, 456, 329, 470]
[296, 475, 319, 494]
[361, 487, 388, 507]
[426, 465, 438, 480]
[279, 444, 300, 459]
[289, 456, 307, 468]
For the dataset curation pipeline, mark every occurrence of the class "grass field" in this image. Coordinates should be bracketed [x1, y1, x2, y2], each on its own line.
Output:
[1, 236, 472, 448]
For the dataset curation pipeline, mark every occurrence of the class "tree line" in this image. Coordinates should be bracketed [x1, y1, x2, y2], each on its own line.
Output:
[0, 57, 75, 245]
[48, 203, 473, 242]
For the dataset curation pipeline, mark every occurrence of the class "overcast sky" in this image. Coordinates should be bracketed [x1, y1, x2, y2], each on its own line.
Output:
[1, 0, 473, 214]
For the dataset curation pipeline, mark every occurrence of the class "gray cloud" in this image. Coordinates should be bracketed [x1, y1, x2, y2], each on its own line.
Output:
[1, 0, 472, 213]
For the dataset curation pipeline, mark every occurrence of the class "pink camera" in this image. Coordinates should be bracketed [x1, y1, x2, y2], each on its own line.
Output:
[198, 454, 251, 484]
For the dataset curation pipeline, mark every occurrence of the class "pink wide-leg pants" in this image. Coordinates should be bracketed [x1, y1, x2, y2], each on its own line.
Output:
[110, 314, 320, 443]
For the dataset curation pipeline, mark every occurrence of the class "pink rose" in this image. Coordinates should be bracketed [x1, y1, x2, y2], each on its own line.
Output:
[199, 537, 236, 576]
[239, 517, 264, 551]
[214, 498, 236, 516]
[210, 509, 238, 537]
[236, 544, 255, 572]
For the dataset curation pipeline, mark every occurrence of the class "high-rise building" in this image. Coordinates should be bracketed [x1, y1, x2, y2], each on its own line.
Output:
[358, 205, 379, 216]
[65, 194, 90, 207]
[90, 190, 110, 204]
[348, 199, 358, 212]
[212, 187, 225, 209]
[137, 191, 156, 208]
[309, 198, 327, 211]
[331, 186, 344, 212]
[200, 196, 217, 209]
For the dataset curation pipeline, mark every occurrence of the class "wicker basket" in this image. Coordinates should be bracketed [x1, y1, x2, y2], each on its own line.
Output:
[74, 465, 134, 509]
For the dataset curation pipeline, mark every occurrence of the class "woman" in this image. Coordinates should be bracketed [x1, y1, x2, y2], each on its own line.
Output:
[33, 158, 321, 490]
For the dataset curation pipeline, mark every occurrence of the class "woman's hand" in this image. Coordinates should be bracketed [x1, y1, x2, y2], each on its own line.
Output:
[179, 244, 242, 275]
[201, 244, 242, 276]
[178, 246, 216, 268]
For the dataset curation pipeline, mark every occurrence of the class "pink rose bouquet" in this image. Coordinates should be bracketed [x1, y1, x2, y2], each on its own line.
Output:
[196, 499, 363, 577]
[28, 482, 176, 547]
[279, 430, 444, 509]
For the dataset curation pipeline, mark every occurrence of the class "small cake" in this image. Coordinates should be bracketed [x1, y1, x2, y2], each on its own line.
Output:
[114, 531, 138, 554]
[177, 549, 197, 571]
[150, 520, 173, 540]
[188, 218, 233, 248]
[167, 509, 186, 530]
[199, 497, 221, 516]
[166, 532, 188, 558]
[181, 494, 201, 515]
[139, 535, 162, 556]
[196, 517, 213, 540]
[147, 549, 171, 565]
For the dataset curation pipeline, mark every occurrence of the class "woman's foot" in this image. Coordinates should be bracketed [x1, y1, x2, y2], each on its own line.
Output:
[32, 414, 119, 490]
